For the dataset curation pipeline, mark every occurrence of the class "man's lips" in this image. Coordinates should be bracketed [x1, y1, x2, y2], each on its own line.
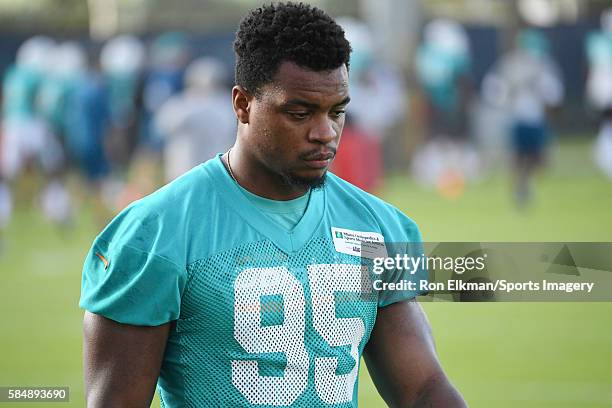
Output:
[302, 152, 335, 169]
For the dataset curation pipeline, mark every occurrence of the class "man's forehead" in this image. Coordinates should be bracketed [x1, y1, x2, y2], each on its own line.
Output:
[264, 61, 349, 103]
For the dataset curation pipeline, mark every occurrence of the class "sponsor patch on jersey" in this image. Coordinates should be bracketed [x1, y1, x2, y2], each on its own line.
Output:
[331, 227, 387, 259]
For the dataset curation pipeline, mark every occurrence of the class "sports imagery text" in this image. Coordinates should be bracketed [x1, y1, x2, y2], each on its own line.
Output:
[372, 278, 594, 294]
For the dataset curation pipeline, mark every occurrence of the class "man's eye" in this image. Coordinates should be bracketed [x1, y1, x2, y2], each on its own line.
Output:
[331, 110, 346, 118]
[288, 112, 310, 120]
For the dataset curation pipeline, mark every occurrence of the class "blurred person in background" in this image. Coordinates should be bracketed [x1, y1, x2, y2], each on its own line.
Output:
[585, 8, 612, 179]
[111, 32, 192, 208]
[155, 56, 235, 182]
[416, 19, 472, 142]
[482, 29, 564, 208]
[412, 19, 479, 199]
[1, 36, 71, 230]
[36, 41, 91, 226]
[330, 115, 382, 192]
[63, 48, 112, 225]
[100, 35, 146, 173]
[0, 87, 9, 244]
[141, 31, 191, 154]
[331, 17, 407, 193]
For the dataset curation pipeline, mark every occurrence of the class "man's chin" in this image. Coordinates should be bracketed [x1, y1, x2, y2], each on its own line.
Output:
[282, 171, 327, 191]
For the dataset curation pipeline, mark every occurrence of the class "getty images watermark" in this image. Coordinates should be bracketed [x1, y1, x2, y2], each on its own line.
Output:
[363, 242, 612, 301]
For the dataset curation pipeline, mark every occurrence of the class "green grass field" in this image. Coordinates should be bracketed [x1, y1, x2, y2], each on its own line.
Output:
[1, 139, 611, 407]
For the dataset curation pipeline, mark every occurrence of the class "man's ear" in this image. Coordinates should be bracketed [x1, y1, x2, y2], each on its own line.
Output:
[232, 86, 253, 124]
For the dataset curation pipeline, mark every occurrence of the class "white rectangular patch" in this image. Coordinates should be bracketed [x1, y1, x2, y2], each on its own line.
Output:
[331, 227, 387, 259]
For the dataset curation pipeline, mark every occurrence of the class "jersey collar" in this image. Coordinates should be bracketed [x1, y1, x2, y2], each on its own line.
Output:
[210, 154, 326, 254]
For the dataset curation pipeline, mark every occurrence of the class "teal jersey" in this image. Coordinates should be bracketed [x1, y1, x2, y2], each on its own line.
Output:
[2, 65, 41, 119]
[80, 155, 424, 407]
[415, 44, 470, 112]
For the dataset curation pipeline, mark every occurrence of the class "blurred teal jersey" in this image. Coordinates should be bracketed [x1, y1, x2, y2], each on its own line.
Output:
[2, 65, 41, 119]
[80, 155, 424, 407]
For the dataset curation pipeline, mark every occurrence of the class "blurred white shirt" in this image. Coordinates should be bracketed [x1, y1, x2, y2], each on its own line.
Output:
[482, 50, 563, 125]
[155, 90, 236, 181]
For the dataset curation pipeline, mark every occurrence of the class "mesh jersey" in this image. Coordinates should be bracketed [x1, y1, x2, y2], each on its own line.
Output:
[80, 155, 424, 407]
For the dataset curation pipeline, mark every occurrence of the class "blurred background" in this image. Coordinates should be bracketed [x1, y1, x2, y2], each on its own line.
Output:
[0, 0, 611, 407]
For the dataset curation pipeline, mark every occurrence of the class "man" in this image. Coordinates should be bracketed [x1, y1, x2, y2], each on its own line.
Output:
[482, 29, 563, 207]
[80, 3, 466, 407]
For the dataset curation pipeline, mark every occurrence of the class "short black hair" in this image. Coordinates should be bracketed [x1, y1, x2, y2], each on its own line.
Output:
[233, 2, 351, 96]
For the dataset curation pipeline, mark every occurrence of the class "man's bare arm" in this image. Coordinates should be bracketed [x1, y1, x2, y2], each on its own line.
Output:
[363, 299, 467, 408]
[83, 311, 171, 407]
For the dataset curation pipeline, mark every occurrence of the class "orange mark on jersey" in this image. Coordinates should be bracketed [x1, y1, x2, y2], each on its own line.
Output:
[95, 252, 109, 269]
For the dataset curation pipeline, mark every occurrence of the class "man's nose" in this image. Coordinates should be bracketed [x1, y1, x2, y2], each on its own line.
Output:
[308, 115, 336, 144]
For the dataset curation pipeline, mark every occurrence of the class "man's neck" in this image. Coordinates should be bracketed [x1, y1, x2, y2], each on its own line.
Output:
[222, 147, 309, 201]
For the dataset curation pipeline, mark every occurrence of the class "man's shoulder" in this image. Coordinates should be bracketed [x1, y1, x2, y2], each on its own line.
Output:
[94, 158, 225, 264]
[325, 173, 421, 241]
[326, 172, 404, 215]
[103, 158, 222, 240]
[129, 158, 220, 216]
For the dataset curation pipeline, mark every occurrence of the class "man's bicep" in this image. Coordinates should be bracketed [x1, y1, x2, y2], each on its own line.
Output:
[363, 299, 445, 407]
[83, 311, 171, 407]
